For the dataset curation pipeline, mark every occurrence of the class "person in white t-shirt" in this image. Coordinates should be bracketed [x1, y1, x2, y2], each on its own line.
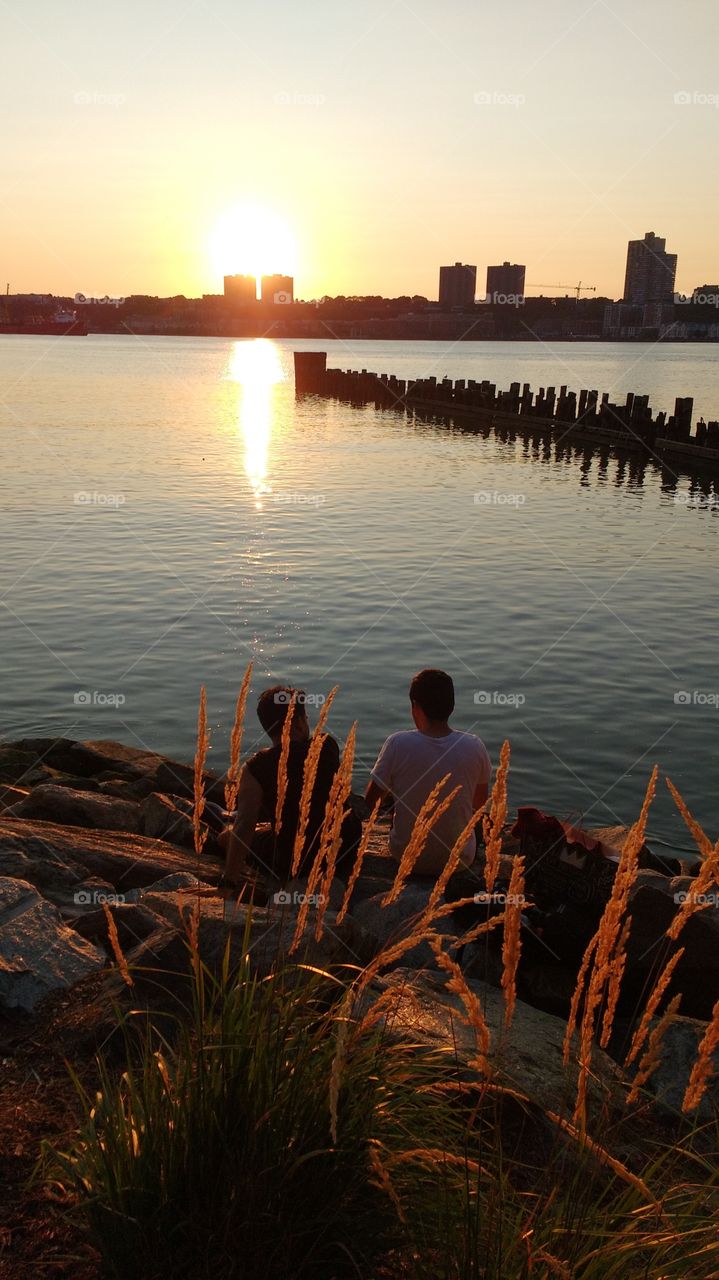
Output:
[365, 669, 492, 876]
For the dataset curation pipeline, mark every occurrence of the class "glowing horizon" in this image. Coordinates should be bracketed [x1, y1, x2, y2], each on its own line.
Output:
[2, 2, 718, 301]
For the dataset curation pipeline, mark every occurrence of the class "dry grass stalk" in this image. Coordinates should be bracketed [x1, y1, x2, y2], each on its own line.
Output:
[274, 692, 297, 840]
[384, 1147, 490, 1178]
[368, 1146, 406, 1222]
[682, 996, 719, 1113]
[563, 933, 598, 1066]
[102, 902, 133, 987]
[450, 911, 506, 951]
[336, 797, 382, 924]
[289, 685, 339, 878]
[381, 775, 460, 906]
[573, 767, 657, 1124]
[624, 947, 685, 1068]
[482, 740, 510, 892]
[666, 777, 715, 860]
[626, 993, 681, 1106]
[329, 992, 353, 1143]
[224, 661, 253, 814]
[545, 1109, 659, 1205]
[667, 841, 719, 942]
[599, 915, 631, 1049]
[193, 685, 210, 858]
[531, 1252, 571, 1280]
[430, 937, 492, 1075]
[315, 724, 357, 940]
[422, 801, 489, 922]
[501, 855, 525, 1029]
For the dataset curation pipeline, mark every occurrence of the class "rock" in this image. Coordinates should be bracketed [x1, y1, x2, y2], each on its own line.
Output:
[351, 883, 462, 968]
[356, 967, 623, 1117]
[0, 816, 221, 911]
[0, 876, 106, 1012]
[625, 877, 719, 1020]
[73, 902, 165, 951]
[141, 792, 196, 848]
[99, 777, 159, 802]
[12, 783, 143, 835]
[124, 872, 209, 901]
[155, 758, 221, 802]
[638, 1015, 719, 1119]
[0, 785, 28, 813]
[10, 737, 165, 781]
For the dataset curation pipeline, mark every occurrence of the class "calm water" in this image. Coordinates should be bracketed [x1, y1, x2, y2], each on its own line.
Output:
[1, 335, 718, 850]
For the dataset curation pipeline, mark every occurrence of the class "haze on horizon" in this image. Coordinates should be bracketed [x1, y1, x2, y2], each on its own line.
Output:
[2, 0, 717, 301]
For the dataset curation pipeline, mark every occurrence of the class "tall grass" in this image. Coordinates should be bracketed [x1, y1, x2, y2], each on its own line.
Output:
[43, 684, 719, 1279]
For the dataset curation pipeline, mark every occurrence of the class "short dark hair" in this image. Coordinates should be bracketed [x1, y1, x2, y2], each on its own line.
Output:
[409, 669, 455, 721]
[256, 686, 307, 738]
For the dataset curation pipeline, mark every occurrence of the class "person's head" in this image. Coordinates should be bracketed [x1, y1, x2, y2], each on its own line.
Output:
[409, 668, 455, 731]
[256, 686, 310, 744]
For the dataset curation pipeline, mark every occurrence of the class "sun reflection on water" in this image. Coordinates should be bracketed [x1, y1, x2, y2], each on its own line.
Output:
[227, 340, 284, 505]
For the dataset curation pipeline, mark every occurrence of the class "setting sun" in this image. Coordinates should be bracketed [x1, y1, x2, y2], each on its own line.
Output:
[209, 203, 298, 290]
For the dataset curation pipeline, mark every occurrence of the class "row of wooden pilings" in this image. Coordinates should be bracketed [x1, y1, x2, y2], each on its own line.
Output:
[293, 351, 719, 454]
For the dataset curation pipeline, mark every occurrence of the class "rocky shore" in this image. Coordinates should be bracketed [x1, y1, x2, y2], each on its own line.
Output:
[0, 736, 717, 1275]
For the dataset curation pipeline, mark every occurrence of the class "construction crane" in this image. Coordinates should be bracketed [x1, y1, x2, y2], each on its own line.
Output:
[527, 281, 596, 300]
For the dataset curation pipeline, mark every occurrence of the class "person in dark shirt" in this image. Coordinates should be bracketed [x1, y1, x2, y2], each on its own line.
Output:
[219, 685, 357, 897]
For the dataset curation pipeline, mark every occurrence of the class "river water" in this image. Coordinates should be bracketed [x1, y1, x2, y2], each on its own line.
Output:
[1, 335, 717, 849]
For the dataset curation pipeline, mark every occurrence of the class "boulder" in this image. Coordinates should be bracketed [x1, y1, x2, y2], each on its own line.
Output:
[351, 882, 463, 968]
[155, 758, 221, 802]
[125, 871, 209, 901]
[72, 901, 165, 952]
[141, 792, 196, 848]
[356, 968, 623, 1117]
[0, 876, 106, 1012]
[10, 737, 164, 781]
[0, 816, 221, 912]
[12, 783, 143, 834]
[0, 785, 28, 813]
[625, 877, 719, 1020]
[638, 1015, 719, 1120]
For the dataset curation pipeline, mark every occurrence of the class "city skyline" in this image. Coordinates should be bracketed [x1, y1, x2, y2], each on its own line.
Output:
[2, 1, 717, 299]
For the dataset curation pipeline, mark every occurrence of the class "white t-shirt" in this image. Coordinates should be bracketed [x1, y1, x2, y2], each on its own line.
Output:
[370, 729, 492, 874]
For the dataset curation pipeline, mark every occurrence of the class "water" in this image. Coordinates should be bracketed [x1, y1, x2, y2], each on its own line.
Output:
[1, 334, 718, 851]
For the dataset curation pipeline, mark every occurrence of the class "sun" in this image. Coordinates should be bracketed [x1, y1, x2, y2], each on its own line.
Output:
[209, 203, 298, 288]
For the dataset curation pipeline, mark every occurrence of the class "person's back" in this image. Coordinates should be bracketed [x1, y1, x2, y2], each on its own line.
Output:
[245, 733, 339, 879]
[367, 670, 491, 876]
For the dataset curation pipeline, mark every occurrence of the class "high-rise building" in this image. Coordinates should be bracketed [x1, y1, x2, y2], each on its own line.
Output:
[485, 261, 526, 300]
[261, 275, 294, 304]
[623, 232, 677, 305]
[224, 274, 257, 305]
[438, 262, 476, 309]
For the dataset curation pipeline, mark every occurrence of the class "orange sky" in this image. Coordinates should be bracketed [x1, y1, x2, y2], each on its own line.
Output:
[2, 0, 717, 300]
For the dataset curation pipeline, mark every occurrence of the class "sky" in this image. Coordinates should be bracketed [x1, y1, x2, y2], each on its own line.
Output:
[1, 0, 717, 300]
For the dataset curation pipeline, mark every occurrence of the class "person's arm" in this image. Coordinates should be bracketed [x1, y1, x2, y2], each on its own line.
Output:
[365, 736, 395, 810]
[219, 767, 263, 895]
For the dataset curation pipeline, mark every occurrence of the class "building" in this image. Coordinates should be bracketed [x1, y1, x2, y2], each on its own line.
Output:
[438, 262, 476, 309]
[485, 261, 526, 301]
[622, 232, 677, 306]
[224, 274, 257, 306]
[261, 275, 294, 304]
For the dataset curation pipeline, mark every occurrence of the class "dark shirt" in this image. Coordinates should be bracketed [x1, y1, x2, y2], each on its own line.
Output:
[245, 736, 341, 880]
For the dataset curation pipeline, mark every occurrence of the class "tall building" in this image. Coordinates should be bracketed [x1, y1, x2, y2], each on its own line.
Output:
[224, 274, 257, 305]
[623, 232, 677, 305]
[438, 262, 476, 309]
[261, 274, 294, 304]
[486, 261, 526, 300]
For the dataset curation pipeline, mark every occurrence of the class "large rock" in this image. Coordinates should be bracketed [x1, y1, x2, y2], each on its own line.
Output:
[625, 876, 719, 1020]
[351, 882, 463, 968]
[8, 737, 165, 781]
[0, 876, 106, 1011]
[638, 1015, 719, 1120]
[12, 783, 143, 835]
[357, 968, 623, 1117]
[0, 816, 221, 912]
[141, 792, 196, 848]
